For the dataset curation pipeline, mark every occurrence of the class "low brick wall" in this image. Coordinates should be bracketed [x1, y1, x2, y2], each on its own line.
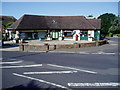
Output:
[95, 39, 108, 46]
[56, 44, 75, 49]
[19, 44, 48, 52]
[19, 40, 108, 52]
[49, 45, 55, 51]
[80, 42, 96, 48]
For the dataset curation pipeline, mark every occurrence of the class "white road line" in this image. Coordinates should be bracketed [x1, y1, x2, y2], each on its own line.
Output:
[47, 64, 97, 74]
[23, 71, 77, 75]
[68, 82, 120, 87]
[13, 73, 71, 90]
[110, 44, 118, 45]
[108, 41, 115, 42]
[91, 52, 115, 55]
[79, 52, 89, 54]
[79, 52, 116, 55]
[0, 60, 23, 64]
[0, 64, 42, 69]
[102, 53, 116, 55]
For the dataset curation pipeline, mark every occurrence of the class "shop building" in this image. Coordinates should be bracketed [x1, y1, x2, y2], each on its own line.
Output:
[8, 14, 101, 41]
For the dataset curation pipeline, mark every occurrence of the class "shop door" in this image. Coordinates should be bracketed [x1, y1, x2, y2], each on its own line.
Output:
[80, 31, 88, 40]
[94, 31, 100, 40]
[52, 31, 59, 40]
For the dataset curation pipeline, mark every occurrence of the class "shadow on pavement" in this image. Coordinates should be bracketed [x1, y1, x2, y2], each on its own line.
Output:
[2, 80, 57, 90]
[2, 44, 19, 49]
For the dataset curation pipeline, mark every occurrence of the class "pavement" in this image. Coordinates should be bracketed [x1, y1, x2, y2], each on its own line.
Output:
[27, 40, 93, 45]
[0, 40, 19, 51]
[0, 40, 93, 52]
[0, 38, 118, 54]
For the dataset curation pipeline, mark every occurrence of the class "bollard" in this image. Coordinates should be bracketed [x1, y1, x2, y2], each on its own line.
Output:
[54, 45, 56, 50]
[19, 44, 24, 51]
[96, 41, 99, 46]
[44, 43, 49, 52]
[74, 43, 80, 48]
[22, 45, 24, 51]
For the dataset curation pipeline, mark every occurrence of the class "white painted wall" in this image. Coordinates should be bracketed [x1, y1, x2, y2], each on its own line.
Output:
[15, 31, 19, 39]
[88, 30, 94, 42]
[58, 30, 63, 40]
[98, 30, 100, 40]
[98, 30, 100, 34]
[9, 31, 12, 39]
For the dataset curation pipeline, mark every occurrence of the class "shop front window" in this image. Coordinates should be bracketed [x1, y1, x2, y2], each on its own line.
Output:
[64, 31, 73, 39]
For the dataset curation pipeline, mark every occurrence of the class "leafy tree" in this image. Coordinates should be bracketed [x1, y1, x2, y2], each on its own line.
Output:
[88, 15, 93, 17]
[98, 13, 117, 34]
[108, 17, 120, 33]
[2, 21, 14, 41]
[5, 21, 14, 29]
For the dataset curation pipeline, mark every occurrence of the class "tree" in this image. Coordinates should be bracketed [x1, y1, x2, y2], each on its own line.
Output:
[88, 15, 93, 17]
[2, 21, 14, 41]
[108, 17, 120, 34]
[98, 13, 117, 34]
[5, 21, 14, 29]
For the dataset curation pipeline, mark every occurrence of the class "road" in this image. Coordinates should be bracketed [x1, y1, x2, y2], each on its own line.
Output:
[1, 37, 119, 90]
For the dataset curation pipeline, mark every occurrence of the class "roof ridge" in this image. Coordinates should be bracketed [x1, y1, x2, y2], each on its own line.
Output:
[22, 14, 85, 17]
[8, 15, 24, 29]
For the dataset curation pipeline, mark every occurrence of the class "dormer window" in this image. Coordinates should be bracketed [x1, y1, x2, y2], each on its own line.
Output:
[52, 20, 57, 24]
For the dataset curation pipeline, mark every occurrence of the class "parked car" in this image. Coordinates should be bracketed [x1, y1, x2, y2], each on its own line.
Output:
[100, 34, 105, 40]
[100, 34, 110, 40]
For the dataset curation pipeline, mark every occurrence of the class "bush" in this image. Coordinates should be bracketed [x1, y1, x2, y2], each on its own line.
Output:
[108, 33, 113, 37]
[117, 34, 120, 37]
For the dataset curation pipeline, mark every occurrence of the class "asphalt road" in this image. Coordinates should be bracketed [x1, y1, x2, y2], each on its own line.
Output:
[1, 37, 119, 90]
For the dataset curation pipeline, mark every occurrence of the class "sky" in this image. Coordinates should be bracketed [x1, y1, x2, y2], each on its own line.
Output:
[1, 2, 118, 19]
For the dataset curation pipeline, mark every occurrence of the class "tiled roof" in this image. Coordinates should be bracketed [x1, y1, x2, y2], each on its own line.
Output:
[0, 16, 17, 26]
[87, 19, 101, 29]
[9, 14, 101, 30]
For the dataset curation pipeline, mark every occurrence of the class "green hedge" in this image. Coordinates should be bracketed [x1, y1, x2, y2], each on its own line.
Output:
[108, 33, 113, 37]
[116, 34, 120, 37]
[106, 33, 120, 37]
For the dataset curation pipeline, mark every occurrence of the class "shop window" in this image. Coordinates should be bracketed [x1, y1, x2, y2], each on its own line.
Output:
[80, 31, 87, 36]
[64, 32, 72, 37]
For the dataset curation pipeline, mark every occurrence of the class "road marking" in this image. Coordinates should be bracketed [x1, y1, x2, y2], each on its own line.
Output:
[101, 53, 116, 55]
[68, 82, 120, 87]
[50, 51, 116, 55]
[47, 64, 97, 74]
[110, 44, 118, 45]
[23, 71, 77, 75]
[13, 73, 71, 90]
[108, 41, 115, 42]
[91, 52, 116, 55]
[79, 52, 89, 54]
[0, 60, 23, 64]
[0, 64, 42, 69]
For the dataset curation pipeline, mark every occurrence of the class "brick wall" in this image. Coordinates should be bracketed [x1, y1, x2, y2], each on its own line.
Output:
[19, 40, 108, 52]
